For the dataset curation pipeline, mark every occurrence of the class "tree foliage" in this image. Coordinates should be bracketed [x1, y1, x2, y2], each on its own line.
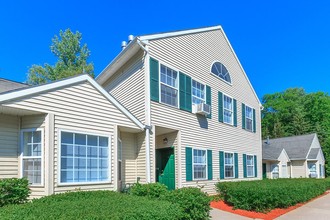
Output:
[262, 88, 330, 176]
[27, 29, 94, 85]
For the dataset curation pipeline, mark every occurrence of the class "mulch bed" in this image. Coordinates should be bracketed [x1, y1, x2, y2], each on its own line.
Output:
[210, 192, 329, 220]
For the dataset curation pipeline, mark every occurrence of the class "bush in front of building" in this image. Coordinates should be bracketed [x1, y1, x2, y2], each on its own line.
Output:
[0, 178, 30, 207]
[216, 178, 328, 212]
[0, 190, 183, 220]
[129, 183, 211, 220]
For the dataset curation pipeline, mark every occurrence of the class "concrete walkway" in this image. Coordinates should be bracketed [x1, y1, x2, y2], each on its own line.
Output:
[276, 192, 330, 220]
[211, 192, 330, 220]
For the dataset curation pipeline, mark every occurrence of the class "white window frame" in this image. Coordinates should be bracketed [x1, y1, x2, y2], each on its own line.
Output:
[159, 62, 179, 108]
[224, 152, 235, 178]
[210, 60, 232, 85]
[192, 148, 208, 180]
[246, 154, 254, 177]
[245, 105, 254, 132]
[58, 129, 112, 186]
[20, 128, 44, 186]
[271, 163, 279, 179]
[223, 93, 234, 125]
[191, 79, 206, 106]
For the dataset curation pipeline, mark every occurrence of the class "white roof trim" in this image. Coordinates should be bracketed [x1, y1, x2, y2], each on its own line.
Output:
[139, 25, 222, 41]
[219, 27, 261, 105]
[0, 74, 145, 130]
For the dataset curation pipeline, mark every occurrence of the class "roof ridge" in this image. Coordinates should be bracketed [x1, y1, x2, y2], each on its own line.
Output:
[263, 133, 316, 142]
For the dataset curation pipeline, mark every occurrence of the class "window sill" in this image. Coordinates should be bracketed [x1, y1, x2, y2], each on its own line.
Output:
[29, 184, 45, 188]
[222, 122, 235, 127]
[57, 181, 112, 187]
[224, 177, 235, 179]
[192, 178, 208, 181]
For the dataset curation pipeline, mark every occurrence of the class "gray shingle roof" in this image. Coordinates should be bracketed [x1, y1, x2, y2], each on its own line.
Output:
[263, 133, 316, 160]
[0, 78, 29, 94]
[307, 148, 320, 160]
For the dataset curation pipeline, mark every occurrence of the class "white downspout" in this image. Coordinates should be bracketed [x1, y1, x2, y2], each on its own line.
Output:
[138, 38, 151, 183]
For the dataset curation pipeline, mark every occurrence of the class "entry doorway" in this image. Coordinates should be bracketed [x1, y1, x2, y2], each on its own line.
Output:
[156, 147, 175, 190]
[262, 163, 267, 179]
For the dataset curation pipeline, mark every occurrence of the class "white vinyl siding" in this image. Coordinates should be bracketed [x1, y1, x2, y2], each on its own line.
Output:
[193, 149, 207, 180]
[223, 95, 233, 125]
[21, 129, 43, 185]
[59, 131, 110, 184]
[160, 64, 179, 107]
[192, 80, 205, 105]
[245, 106, 253, 132]
[224, 152, 234, 178]
[149, 29, 261, 194]
[246, 155, 254, 177]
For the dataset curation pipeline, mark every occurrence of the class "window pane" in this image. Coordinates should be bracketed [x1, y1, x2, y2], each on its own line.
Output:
[61, 157, 73, 169]
[99, 137, 108, 147]
[225, 165, 234, 178]
[87, 135, 98, 146]
[61, 132, 73, 144]
[23, 158, 41, 184]
[192, 80, 206, 105]
[247, 166, 254, 177]
[75, 133, 86, 145]
[161, 84, 178, 107]
[211, 62, 231, 83]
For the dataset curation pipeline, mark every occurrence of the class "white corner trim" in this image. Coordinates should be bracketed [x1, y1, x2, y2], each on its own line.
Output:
[0, 74, 144, 130]
[139, 25, 222, 41]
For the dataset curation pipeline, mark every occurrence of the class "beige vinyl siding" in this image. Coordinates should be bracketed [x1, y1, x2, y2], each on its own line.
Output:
[291, 160, 306, 178]
[148, 29, 261, 194]
[102, 50, 146, 123]
[120, 132, 138, 184]
[136, 132, 147, 183]
[0, 115, 19, 178]
[2, 81, 139, 195]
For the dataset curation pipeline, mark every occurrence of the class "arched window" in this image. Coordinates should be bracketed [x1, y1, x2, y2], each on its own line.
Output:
[211, 62, 231, 83]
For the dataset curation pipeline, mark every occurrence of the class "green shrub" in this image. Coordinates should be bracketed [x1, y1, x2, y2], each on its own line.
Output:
[0, 178, 30, 207]
[129, 183, 210, 220]
[0, 191, 184, 220]
[129, 182, 168, 198]
[162, 187, 211, 220]
[216, 178, 328, 212]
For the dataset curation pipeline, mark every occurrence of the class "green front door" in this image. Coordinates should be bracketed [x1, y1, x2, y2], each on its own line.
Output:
[262, 163, 267, 179]
[156, 148, 175, 190]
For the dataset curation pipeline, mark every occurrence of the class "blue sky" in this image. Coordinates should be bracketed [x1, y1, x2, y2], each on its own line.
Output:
[0, 0, 329, 99]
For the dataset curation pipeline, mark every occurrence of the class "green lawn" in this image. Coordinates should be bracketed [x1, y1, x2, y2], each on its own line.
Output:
[0, 190, 183, 220]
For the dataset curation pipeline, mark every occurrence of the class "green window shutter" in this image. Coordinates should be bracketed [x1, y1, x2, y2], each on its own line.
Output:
[206, 85, 211, 119]
[185, 147, 192, 181]
[179, 72, 192, 112]
[207, 150, 213, 180]
[253, 108, 256, 133]
[150, 58, 159, 102]
[242, 103, 246, 129]
[179, 73, 186, 110]
[243, 154, 247, 178]
[234, 153, 238, 178]
[219, 151, 224, 179]
[233, 99, 237, 127]
[254, 155, 257, 177]
[218, 92, 223, 122]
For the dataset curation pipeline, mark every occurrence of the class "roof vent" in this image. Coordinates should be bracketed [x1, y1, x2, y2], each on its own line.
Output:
[121, 41, 127, 50]
[128, 35, 134, 43]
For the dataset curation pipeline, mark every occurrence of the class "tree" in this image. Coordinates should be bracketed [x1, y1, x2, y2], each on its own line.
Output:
[262, 88, 330, 176]
[27, 29, 94, 85]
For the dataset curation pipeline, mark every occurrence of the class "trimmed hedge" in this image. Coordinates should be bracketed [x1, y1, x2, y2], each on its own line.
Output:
[0, 191, 183, 220]
[216, 178, 330, 212]
[129, 183, 211, 220]
[0, 178, 30, 207]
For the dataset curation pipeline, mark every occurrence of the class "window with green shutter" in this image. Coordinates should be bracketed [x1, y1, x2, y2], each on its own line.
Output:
[186, 147, 192, 181]
[179, 72, 192, 112]
[218, 92, 223, 122]
[219, 151, 224, 179]
[234, 153, 238, 178]
[150, 58, 159, 102]
[233, 99, 237, 127]
[207, 150, 212, 180]
[243, 154, 247, 178]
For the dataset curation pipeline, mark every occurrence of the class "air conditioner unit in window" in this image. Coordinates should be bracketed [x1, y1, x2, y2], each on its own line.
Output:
[196, 103, 211, 116]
